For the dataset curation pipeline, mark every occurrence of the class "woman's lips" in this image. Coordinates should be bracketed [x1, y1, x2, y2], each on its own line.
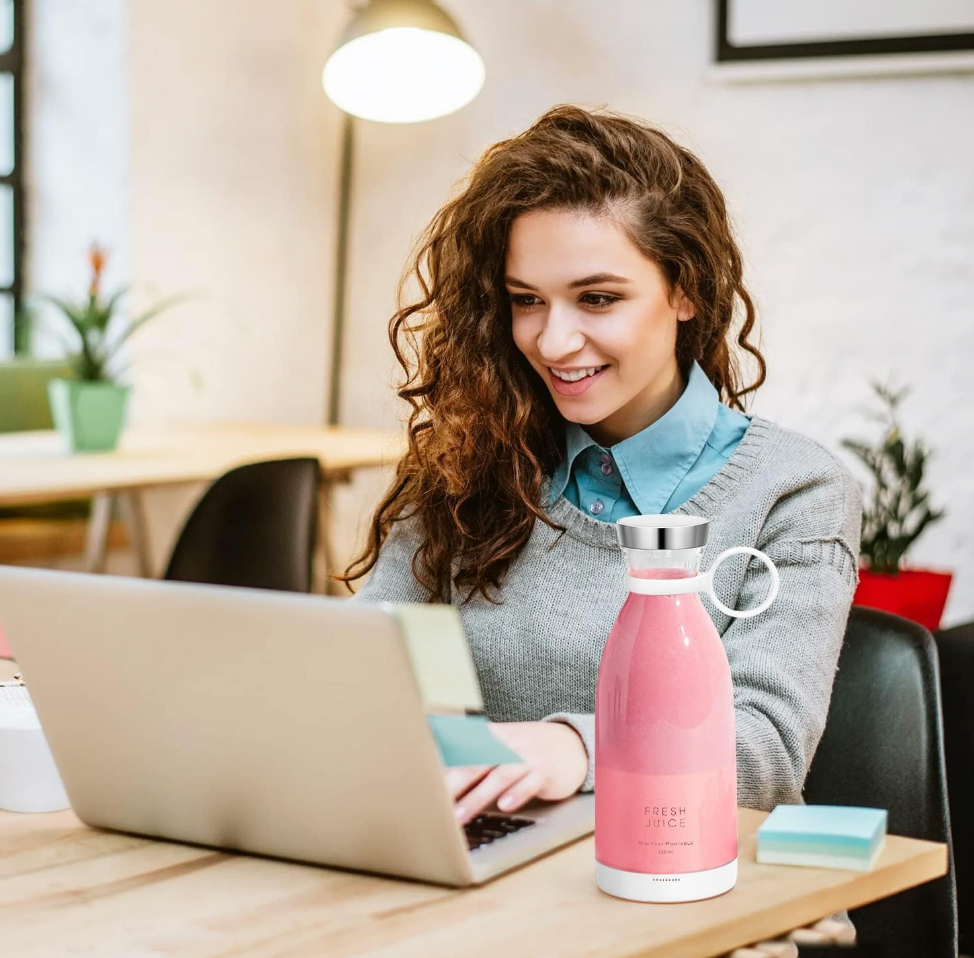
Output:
[547, 365, 608, 397]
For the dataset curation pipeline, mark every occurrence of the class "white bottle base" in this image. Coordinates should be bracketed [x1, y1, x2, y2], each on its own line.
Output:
[596, 857, 738, 903]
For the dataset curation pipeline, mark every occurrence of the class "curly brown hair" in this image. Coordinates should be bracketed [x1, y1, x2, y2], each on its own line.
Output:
[333, 104, 766, 605]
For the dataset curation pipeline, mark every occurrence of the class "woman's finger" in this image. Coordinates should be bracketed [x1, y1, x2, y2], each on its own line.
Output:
[454, 764, 529, 825]
[496, 769, 545, 813]
[443, 765, 493, 799]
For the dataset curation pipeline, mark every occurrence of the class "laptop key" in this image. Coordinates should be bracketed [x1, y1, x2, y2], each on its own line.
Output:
[464, 812, 537, 851]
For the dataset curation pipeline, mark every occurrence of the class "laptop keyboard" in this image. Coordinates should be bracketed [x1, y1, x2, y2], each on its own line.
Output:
[464, 813, 536, 851]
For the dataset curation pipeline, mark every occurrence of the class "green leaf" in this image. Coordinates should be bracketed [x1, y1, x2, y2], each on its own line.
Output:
[100, 286, 131, 341]
[886, 437, 906, 477]
[844, 379, 943, 569]
[841, 439, 880, 477]
[36, 294, 103, 378]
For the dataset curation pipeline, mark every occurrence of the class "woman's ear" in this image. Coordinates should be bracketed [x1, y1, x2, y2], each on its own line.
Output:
[674, 288, 696, 323]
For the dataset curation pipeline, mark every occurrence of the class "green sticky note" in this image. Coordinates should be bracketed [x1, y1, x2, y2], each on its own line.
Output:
[388, 602, 483, 711]
[427, 713, 523, 767]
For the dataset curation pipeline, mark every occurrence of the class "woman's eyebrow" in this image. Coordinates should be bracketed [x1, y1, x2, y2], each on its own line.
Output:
[505, 273, 633, 290]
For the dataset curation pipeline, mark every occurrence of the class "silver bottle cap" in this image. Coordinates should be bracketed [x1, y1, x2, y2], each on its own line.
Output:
[615, 515, 709, 551]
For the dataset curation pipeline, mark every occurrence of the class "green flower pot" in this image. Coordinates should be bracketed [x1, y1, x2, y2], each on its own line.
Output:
[47, 378, 131, 453]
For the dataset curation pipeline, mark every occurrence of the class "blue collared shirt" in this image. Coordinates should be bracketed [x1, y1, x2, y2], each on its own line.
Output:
[548, 361, 751, 520]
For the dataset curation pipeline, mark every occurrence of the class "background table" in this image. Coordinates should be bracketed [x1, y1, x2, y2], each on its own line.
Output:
[0, 794, 947, 958]
[0, 423, 406, 592]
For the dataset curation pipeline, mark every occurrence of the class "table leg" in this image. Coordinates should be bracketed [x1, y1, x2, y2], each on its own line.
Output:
[117, 491, 153, 578]
[84, 493, 114, 574]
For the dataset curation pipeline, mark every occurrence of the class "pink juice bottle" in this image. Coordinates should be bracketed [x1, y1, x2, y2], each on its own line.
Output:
[595, 515, 779, 902]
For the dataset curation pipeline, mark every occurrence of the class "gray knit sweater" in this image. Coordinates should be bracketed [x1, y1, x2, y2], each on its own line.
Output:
[349, 416, 863, 811]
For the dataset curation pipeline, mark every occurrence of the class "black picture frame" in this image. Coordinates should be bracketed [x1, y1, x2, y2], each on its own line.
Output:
[715, 0, 974, 63]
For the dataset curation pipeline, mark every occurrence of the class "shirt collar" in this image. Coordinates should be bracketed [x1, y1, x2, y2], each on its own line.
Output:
[548, 419, 597, 506]
[548, 360, 720, 513]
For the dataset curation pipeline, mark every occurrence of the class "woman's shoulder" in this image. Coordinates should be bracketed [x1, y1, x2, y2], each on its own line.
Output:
[743, 416, 863, 546]
[749, 416, 857, 484]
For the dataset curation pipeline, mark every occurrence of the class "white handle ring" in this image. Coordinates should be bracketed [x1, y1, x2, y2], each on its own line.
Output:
[705, 546, 779, 619]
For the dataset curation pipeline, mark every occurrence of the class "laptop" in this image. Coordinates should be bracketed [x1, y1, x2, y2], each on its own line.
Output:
[0, 566, 594, 886]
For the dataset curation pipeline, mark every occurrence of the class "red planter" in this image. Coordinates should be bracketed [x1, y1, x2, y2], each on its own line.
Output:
[853, 568, 953, 631]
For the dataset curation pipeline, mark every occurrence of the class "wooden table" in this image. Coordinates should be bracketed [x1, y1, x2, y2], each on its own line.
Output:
[0, 423, 405, 590]
[0, 796, 946, 958]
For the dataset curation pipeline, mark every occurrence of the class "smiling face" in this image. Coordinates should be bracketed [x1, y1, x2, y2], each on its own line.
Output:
[506, 208, 695, 447]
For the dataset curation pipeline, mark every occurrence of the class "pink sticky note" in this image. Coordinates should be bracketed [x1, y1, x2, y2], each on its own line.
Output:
[0, 618, 12, 659]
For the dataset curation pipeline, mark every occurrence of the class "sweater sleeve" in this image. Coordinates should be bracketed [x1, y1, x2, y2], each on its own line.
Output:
[345, 514, 435, 606]
[544, 457, 863, 805]
[721, 534, 859, 809]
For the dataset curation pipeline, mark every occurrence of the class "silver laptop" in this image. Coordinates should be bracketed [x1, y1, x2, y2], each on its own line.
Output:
[0, 566, 594, 886]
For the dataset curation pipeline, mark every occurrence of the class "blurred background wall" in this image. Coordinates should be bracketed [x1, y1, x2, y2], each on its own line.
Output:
[24, 0, 974, 622]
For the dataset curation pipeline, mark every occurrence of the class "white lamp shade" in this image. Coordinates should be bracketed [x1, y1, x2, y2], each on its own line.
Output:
[323, 26, 484, 123]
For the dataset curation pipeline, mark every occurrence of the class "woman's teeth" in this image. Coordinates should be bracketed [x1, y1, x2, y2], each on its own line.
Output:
[551, 365, 605, 382]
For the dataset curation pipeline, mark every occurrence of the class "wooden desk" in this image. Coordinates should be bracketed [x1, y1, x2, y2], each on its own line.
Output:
[0, 423, 405, 590]
[0, 802, 946, 958]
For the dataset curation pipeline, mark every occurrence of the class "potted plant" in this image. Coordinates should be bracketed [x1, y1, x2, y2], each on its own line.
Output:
[41, 244, 186, 453]
[841, 382, 951, 630]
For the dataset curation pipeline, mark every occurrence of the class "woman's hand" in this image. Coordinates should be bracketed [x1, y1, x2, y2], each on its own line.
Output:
[445, 720, 587, 826]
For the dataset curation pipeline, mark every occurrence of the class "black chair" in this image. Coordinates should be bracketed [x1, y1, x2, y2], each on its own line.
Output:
[802, 607, 958, 958]
[163, 458, 320, 593]
[934, 621, 974, 957]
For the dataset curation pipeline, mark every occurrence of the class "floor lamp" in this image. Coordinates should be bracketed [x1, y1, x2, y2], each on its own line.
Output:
[321, 0, 485, 426]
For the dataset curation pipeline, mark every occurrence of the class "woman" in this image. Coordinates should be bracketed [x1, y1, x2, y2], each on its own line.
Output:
[339, 104, 862, 830]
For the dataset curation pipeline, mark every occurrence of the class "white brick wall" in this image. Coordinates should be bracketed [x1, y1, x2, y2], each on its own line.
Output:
[27, 1, 974, 623]
[337, 0, 974, 623]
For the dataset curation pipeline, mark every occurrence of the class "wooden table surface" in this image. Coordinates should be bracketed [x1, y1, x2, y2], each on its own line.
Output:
[0, 794, 947, 958]
[0, 422, 407, 505]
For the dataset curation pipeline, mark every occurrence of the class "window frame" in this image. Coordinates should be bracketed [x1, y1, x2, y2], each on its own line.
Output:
[0, 0, 24, 354]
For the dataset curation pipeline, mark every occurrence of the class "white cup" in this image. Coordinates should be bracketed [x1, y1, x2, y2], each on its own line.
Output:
[0, 684, 70, 813]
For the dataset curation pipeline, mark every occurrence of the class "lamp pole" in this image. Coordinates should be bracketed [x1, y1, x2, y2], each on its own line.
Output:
[327, 111, 355, 427]
[322, 0, 484, 425]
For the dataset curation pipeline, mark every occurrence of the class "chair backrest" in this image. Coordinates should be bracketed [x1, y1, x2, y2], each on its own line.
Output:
[164, 458, 320, 593]
[934, 621, 974, 956]
[0, 358, 74, 432]
[803, 607, 957, 958]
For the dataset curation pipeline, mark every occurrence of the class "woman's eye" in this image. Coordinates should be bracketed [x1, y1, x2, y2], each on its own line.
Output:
[581, 293, 619, 310]
[509, 294, 539, 312]
[508, 293, 619, 312]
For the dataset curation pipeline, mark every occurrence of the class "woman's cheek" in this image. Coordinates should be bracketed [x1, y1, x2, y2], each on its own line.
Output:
[510, 317, 533, 359]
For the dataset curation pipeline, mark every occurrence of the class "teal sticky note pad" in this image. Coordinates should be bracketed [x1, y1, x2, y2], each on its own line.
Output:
[756, 804, 887, 871]
[758, 804, 887, 849]
[427, 714, 522, 767]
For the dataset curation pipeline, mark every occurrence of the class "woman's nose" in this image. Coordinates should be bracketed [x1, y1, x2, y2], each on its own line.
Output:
[537, 306, 585, 362]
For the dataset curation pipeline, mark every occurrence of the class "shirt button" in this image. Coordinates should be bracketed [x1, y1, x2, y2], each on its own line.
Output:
[599, 452, 613, 475]
[590, 499, 604, 515]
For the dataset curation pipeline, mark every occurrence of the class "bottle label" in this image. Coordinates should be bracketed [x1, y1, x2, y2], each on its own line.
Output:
[595, 764, 737, 874]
